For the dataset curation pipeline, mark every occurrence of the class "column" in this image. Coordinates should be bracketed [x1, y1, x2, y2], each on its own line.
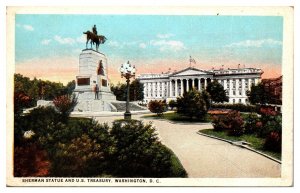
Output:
[169, 80, 173, 97]
[162, 81, 165, 98]
[180, 79, 184, 96]
[186, 79, 189, 92]
[152, 82, 156, 98]
[198, 79, 201, 91]
[236, 79, 239, 96]
[248, 79, 251, 90]
[147, 83, 151, 98]
[241, 78, 245, 96]
[192, 78, 195, 89]
[223, 79, 227, 89]
[175, 79, 178, 97]
[229, 79, 233, 96]
[143, 83, 147, 97]
[157, 82, 160, 98]
[166, 81, 169, 97]
[254, 78, 258, 85]
[204, 78, 207, 89]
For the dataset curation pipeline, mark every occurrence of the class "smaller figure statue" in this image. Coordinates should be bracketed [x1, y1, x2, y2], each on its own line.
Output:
[97, 60, 104, 75]
[94, 84, 99, 100]
[92, 25, 98, 35]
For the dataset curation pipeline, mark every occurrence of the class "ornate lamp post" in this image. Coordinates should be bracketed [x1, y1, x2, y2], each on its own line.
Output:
[119, 61, 136, 120]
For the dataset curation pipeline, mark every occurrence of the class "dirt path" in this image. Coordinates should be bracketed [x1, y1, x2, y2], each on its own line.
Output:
[94, 114, 281, 178]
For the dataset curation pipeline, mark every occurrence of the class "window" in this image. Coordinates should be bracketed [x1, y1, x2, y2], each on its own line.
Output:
[239, 99, 242, 103]
[233, 91, 236, 96]
[233, 99, 235, 104]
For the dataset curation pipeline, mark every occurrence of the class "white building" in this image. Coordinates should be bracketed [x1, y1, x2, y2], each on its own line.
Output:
[137, 66, 263, 104]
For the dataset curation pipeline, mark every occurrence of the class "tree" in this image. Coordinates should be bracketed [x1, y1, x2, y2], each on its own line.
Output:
[53, 94, 78, 122]
[109, 119, 187, 177]
[176, 89, 209, 120]
[206, 80, 228, 103]
[168, 100, 177, 110]
[111, 80, 144, 101]
[148, 100, 167, 116]
[129, 79, 144, 101]
[247, 83, 270, 105]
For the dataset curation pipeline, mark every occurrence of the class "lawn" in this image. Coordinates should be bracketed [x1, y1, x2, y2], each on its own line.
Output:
[199, 129, 281, 160]
[141, 111, 211, 123]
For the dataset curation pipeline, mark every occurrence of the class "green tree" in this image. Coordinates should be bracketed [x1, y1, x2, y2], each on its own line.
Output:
[206, 80, 228, 103]
[53, 94, 78, 122]
[168, 100, 177, 110]
[111, 80, 144, 101]
[109, 119, 187, 177]
[176, 89, 209, 120]
[148, 100, 167, 116]
[129, 79, 144, 101]
[247, 83, 270, 105]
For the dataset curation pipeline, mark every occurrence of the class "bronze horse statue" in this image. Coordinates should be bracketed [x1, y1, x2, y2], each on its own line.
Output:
[83, 31, 107, 51]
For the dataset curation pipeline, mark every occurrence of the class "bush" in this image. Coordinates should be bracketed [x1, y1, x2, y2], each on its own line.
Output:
[244, 113, 261, 134]
[53, 94, 77, 122]
[109, 119, 187, 177]
[50, 134, 104, 177]
[211, 103, 259, 112]
[168, 100, 177, 110]
[176, 89, 209, 120]
[14, 142, 50, 177]
[264, 131, 281, 152]
[148, 100, 167, 116]
[212, 110, 244, 136]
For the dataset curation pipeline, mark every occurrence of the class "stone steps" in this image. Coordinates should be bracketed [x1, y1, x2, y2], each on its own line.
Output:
[111, 102, 146, 112]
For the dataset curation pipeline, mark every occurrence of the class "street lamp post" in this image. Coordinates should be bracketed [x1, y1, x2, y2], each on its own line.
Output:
[119, 61, 136, 120]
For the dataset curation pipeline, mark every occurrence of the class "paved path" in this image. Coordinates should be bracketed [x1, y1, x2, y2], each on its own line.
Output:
[93, 114, 281, 178]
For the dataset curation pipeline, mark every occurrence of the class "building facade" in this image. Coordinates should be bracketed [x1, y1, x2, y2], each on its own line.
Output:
[137, 66, 263, 104]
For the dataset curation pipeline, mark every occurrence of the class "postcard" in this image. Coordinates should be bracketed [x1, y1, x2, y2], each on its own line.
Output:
[6, 6, 293, 186]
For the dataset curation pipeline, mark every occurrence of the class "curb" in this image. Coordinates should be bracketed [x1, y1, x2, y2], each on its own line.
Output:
[197, 131, 281, 164]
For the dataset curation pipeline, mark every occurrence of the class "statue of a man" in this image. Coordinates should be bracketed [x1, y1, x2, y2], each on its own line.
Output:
[92, 25, 98, 35]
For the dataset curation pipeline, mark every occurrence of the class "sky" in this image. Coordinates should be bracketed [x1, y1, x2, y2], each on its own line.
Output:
[15, 14, 283, 85]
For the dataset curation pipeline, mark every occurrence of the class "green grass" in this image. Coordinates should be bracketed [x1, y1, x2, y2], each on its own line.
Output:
[142, 112, 211, 123]
[199, 129, 281, 160]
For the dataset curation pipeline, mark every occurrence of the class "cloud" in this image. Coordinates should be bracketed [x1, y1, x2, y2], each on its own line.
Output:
[16, 24, 34, 31]
[150, 39, 186, 52]
[107, 40, 121, 47]
[41, 39, 51, 45]
[54, 35, 75, 45]
[23, 24, 34, 31]
[76, 35, 86, 43]
[225, 39, 282, 48]
[139, 43, 147, 49]
[157, 33, 174, 39]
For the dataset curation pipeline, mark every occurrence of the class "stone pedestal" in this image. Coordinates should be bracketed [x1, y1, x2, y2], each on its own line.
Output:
[73, 49, 116, 112]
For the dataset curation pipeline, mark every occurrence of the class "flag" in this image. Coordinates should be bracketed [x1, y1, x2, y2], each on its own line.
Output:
[189, 56, 196, 64]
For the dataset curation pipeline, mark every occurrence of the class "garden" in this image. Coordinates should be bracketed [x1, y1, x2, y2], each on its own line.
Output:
[14, 74, 187, 177]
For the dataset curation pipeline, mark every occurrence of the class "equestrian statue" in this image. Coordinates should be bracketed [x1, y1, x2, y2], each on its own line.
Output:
[83, 25, 107, 51]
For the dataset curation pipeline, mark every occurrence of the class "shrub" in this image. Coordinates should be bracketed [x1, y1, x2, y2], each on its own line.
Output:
[176, 89, 209, 120]
[148, 100, 167, 116]
[109, 119, 187, 177]
[50, 134, 104, 177]
[264, 131, 281, 152]
[244, 113, 261, 134]
[211, 103, 259, 112]
[14, 142, 50, 177]
[212, 110, 244, 136]
[168, 100, 177, 110]
[53, 94, 77, 122]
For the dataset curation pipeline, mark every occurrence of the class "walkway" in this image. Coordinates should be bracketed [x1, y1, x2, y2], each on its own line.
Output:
[93, 114, 281, 178]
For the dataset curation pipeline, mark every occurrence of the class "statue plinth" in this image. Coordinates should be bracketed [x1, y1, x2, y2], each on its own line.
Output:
[73, 49, 116, 112]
